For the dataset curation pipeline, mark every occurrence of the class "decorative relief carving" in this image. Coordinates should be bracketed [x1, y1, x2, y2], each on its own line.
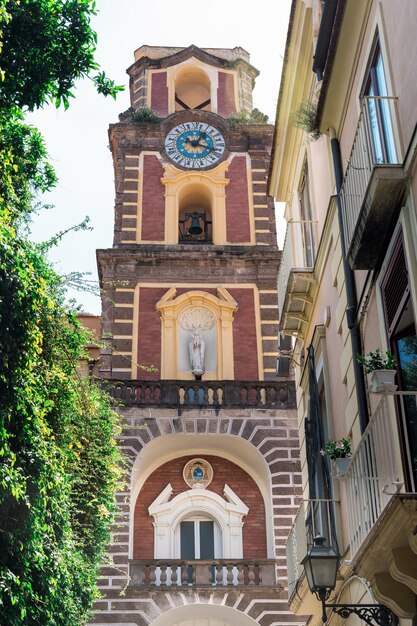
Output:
[183, 458, 213, 489]
[179, 307, 215, 331]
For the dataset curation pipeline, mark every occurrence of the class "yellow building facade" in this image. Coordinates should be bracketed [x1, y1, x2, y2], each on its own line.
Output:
[269, 1, 417, 625]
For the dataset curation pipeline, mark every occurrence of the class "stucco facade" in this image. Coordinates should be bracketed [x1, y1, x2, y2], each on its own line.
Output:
[269, 1, 417, 624]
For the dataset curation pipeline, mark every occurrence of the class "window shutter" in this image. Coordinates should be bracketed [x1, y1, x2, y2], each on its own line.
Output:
[381, 232, 410, 337]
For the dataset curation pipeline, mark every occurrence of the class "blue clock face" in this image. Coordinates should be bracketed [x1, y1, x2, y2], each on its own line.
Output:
[177, 130, 214, 159]
[165, 122, 225, 169]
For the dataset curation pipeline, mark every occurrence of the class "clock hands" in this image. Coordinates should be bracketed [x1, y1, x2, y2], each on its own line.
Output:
[165, 124, 224, 167]
[183, 133, 214, 153]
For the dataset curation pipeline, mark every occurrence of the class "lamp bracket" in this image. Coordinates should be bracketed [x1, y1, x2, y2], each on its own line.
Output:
[323, 603, 398, 626]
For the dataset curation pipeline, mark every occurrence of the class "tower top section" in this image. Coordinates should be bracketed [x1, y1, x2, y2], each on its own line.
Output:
[132, 45, 253, 64]
[126, 44, 260, 117]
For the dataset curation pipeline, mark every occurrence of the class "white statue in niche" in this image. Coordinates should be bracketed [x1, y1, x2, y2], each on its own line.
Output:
[189, 331, 205, 379]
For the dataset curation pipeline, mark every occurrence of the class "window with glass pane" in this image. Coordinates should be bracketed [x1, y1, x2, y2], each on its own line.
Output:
[363, 42, 396, 164]
[300, 163, 316, 268]
[381, 233, 417, 491]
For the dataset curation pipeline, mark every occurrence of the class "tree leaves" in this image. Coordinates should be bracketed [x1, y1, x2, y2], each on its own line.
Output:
[0, 1, 124, 623]
[0, 231, 123, 625]
[0, 0, 123, 111]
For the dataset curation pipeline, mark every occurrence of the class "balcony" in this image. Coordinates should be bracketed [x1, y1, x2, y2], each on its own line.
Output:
[278, 221, 317, 339]
[344, 392, 417, 617]
[104, 379, 296, 409]
[129, 558, 277, 588]
[340, 97, 406, 269]
[285, 499, 340, 614]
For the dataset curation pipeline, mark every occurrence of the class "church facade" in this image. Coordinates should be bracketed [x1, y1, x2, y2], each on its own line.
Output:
[91, 45, 301, 626]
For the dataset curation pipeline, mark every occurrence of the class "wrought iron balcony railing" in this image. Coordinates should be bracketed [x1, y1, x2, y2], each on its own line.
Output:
[340, 96, 405, 269]
[285, 499, 339, 600]
[103, 379, 296, 409]
[344, 392, 416, 559]
[129, 558, 277, 588]
[277, 221, 317, 336]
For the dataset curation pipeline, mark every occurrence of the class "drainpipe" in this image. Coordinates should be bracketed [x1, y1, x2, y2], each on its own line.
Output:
[329, 127, 369, 433]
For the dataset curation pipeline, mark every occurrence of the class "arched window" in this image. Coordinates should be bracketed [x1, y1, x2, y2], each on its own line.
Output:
[148, 483, 248, 559]
[178, 183, 212, 244]
[175, 67, 211, 111]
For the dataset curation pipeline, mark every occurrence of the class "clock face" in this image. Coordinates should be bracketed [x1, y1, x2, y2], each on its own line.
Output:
[165, 122, 225, 169]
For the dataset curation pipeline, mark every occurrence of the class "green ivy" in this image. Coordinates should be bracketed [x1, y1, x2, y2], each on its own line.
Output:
[0, 1, 124, 623]
[0, 227, 123, 625]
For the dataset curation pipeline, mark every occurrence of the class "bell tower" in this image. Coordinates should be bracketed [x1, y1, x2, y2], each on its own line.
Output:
[93, 45, 302, 626]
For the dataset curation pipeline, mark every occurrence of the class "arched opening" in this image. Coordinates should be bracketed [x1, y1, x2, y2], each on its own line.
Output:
[129, 435, 274, 559]
[178, 183, 213, 244]
[175, 66, 211, 111]
[149, 603, 260, 626]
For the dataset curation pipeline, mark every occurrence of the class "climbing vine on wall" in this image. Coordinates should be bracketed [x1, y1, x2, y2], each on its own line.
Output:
[0, 1, 124, 624]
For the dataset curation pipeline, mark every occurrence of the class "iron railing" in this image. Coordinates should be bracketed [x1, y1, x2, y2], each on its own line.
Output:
[344, 392, 414, 558]
[277, 221, 316, 322]
[285, 499, 339, 598]
[340, 96, 400, 252]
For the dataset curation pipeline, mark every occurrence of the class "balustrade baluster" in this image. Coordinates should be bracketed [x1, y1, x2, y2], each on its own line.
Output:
[170, 565, 178, 586]
[237, 563, 244, 585]
[159, 564, 167, 586]
[248, 564, 256, 585]
[215, 564, 223, 586]
[226, 563, 234, 585]
[181, 564, 188, 587]
[149, 565, 156, 586]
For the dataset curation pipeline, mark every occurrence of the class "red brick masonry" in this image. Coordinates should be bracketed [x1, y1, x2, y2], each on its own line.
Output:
[225, 156, 251, 242]
[134, 454, 267, 559]
[141, 155, 165, 241]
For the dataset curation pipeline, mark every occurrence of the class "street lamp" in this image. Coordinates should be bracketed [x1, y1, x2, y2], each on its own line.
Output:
[301, 535, 339, 623]
[301, 536, 398, 626]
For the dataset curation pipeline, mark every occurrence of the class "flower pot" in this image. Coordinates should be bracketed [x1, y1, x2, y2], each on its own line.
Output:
[333, 457, 351, 478]
[369, 369, 397, 393]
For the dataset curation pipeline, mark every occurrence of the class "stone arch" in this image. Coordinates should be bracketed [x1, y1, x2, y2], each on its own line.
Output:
[178, 181, 213, 243]
[149, 603, 260, 626]
[128, 429, 282, 560]
[148, 483, 248, 558]
[161, 164, 229, 245]
[174, 65, 211, 112]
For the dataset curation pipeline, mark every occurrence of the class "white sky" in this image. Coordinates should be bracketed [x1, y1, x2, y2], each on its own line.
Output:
[29, 0, 292, 314]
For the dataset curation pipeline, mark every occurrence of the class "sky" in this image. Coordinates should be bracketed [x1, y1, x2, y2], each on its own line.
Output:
[29, 0, 292, 314]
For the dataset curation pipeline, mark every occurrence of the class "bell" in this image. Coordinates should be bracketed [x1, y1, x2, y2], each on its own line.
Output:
[188, 212, 203, 236]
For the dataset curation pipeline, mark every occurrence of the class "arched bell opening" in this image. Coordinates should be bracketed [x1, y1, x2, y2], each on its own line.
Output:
[178, 183, 213, 244]
[175, 66, 211, 111]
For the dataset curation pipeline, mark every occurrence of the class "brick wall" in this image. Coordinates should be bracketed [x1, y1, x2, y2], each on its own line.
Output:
[229, 288, 259, 379]
[225, 156, 251, 242]
[134, 454, 267, 559]
[150, 71, 168, 117]
[217, 72, 236, 117]
[141, 155, 165, 241]
[136, 287, 165, 379]
[135, 287, 259, 381]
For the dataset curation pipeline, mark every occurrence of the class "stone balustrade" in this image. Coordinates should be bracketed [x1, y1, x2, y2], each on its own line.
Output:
[102, 379, 295, 409]
[129, 559, 277, 588]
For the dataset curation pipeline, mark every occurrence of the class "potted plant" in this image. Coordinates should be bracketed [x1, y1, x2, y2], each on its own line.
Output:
[321, 438, 352, 478]
[356, 349, 397, 393]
